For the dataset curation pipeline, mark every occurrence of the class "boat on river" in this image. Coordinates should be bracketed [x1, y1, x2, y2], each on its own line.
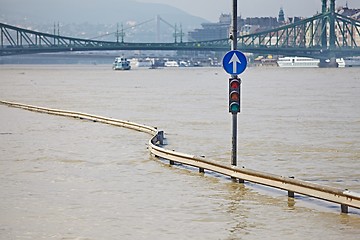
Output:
[277, 57, 320, 68]
[277, 56, 346, 68]
[343, 57, 360, 67]
[164, 60, 179, 67]
[113, 57, 131, 70]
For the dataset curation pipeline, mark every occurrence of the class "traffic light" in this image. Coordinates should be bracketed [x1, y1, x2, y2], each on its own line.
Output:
[229, 77, 241, 113]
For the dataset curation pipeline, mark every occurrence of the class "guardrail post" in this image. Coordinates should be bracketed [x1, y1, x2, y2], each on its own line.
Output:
[199, 168, 205, 173]
[288, 191, 295, 198]
[157, 130, 164, 145]
[151, 130, 164, 145]
[341, 204, 349, 214]
[288, 176, 295, 198]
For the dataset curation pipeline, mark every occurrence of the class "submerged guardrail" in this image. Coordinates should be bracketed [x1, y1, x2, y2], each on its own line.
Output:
[1, 100, 359, 214]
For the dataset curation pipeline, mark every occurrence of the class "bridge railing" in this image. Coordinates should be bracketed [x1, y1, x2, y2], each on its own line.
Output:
[237, 12, 360, 50]
[1, 100, 359, 214]
[0, 22, 112, 48]
[2, 10, 360, 57]
[334, 13, 360, 47]
[238, 13, 325, 48]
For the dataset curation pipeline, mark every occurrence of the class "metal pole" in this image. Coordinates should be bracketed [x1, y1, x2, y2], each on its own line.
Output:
[231, 0, 238, 166]
[232, 0, 238, 51]
[231, 113, 237, 166]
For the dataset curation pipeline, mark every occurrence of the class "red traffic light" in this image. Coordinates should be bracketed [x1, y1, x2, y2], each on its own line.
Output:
[230, 80, 240, 89]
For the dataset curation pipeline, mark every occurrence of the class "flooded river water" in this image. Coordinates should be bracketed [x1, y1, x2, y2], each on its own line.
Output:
[1, 64, 360, 239]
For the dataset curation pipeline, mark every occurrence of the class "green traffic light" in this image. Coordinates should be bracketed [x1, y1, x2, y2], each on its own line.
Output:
[230, 103, 240, 113]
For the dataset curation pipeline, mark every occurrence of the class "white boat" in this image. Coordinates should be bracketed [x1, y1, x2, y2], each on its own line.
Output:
[133, 58, 154, 68]
[113, 57, 131, 70]
[179, 60, 190, 67]
[277, 57, 346, 68]
[336, 58, 346, 68]
[343, 57, 360, 67]
[277, 57, 320, 68]
[164, 60, 179, 67]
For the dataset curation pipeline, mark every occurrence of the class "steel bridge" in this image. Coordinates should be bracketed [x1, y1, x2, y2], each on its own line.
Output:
[1, 0, 360, 61]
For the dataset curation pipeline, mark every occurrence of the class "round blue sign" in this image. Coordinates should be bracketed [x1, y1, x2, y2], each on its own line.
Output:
[222, 50, 247, 75]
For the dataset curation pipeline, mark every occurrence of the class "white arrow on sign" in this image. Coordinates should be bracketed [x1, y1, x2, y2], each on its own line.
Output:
[229, 52, 241, 74]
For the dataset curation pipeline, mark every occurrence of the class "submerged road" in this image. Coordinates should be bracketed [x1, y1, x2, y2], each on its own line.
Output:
[1, 100, 359, 215]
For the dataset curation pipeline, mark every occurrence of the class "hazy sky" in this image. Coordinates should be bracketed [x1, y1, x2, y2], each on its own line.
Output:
[138, 0, 360, 21]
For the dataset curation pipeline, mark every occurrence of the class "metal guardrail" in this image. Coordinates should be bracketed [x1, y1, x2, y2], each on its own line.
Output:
[1, 100, 359, 214]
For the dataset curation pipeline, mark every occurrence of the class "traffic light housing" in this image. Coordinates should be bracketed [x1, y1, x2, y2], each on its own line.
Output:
[229, 77, 241, 113]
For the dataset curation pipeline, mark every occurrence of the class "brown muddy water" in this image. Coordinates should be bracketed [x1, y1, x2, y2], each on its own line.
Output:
[1, 65, 360, 239]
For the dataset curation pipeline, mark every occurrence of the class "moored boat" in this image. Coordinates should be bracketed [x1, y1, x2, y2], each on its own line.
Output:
[344, 57, 360, 67]
[277, 57, 320, 68]
[131, 58, 154, 68]
[164, 60, 179, 67]
[277, 57, 346, 68]
[113, 57, 131, 70]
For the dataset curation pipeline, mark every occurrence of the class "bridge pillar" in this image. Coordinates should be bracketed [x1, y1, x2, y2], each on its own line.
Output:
[156, 15, 160, 43]
[321, 0, 328, 48]
[329, 0, 336, 49]
[322, 0, 327, 13]
[319, 58, 338, 68]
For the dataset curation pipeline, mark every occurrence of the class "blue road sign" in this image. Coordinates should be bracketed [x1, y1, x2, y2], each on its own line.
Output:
[222, 50, 247, 75]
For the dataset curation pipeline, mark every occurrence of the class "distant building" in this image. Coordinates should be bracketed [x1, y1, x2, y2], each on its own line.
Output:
[242, 17, 279, 31]
[219, 14, 231, 25]
[188, 14, 231, 41]
[188, 13, 280, 41]
[278, 8, 285, 23]
[240, 25, 260, 35]
[336, 5, 360, 46]
[337, 5, 360, 20]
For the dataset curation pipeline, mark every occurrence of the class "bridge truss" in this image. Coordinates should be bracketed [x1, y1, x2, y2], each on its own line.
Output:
[236, 10, 360, 59]
[1, 1, 360, 58]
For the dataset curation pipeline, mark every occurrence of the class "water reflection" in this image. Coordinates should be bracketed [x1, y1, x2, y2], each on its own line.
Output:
[287, 197, 296, 210]
[224, 183, 251, 238]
